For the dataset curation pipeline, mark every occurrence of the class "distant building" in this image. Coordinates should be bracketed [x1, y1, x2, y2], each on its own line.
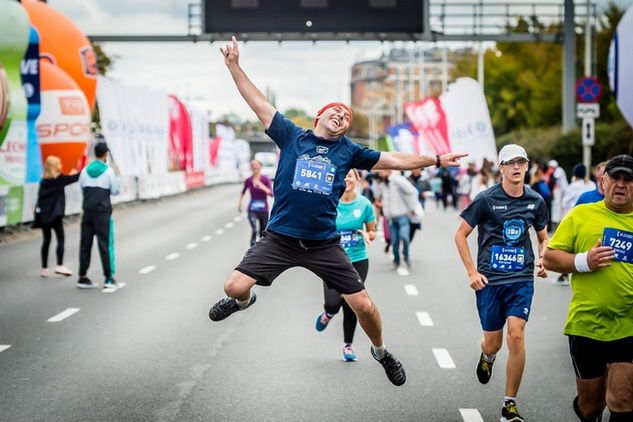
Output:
[351, 47, 457, 136]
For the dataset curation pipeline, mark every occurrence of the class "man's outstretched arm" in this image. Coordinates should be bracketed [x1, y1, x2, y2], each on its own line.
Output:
[220, 36, 276, 129]
[373, 151, 468, 171]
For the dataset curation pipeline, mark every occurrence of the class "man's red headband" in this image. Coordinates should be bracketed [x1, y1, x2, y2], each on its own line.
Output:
[313, 102, 353, 128]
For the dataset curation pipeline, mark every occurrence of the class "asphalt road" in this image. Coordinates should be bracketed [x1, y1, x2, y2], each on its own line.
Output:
[0, 184, 593, 421]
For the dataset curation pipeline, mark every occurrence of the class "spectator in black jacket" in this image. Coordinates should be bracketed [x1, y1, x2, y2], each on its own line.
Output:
[36, 155, 79, 277]
[76, 141, 120, 289]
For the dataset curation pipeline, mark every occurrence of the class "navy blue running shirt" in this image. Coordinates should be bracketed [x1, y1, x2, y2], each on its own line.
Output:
[265, 112, 380, 239]
[460, 184, 549, 285]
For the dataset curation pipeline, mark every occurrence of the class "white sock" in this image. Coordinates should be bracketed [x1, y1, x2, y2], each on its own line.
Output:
[504, 396, 516, 404]
[372, 344, 386, 359]
[235, 292, 253, 308]
[484, 353, 496, 362]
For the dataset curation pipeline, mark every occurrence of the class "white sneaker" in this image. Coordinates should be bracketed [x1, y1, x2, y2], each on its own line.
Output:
[40, 268, 49, 278]
[55, 265, 73, 277]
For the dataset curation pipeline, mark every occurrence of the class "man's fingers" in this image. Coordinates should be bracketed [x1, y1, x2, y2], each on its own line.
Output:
[452, 153, 469, 160]
[231, 35, 238, 50]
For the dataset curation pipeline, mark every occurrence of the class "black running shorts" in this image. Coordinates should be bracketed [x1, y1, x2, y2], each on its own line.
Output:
[568, 335, 633, 379]
[235, 231, 365, 295]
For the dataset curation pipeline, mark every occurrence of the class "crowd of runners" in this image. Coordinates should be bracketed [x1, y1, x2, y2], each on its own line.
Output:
[209, 37, 633, 422]
[31, 35, 631, 422]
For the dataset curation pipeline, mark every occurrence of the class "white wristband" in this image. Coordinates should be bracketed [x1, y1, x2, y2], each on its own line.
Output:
[574, 252, 591, 273]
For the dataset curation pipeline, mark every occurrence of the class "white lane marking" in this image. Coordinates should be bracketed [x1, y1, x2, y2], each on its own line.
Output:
[139, 265, 157, 274]
[166, 252, 180, 260]
[201, 235, 212, 242]
[404, 284, 419, 296]
[233, 216, 241, 222]
[225, 222, 234, 229]
[432, 348, 456, 368]
[416, 312, 434, 326]
[215, 229, 224, 235]
[48, 308, 80, 322]
[459, 409, 484, 422]
[0, 345, 11, 353]
[186, 242, 198, 250]
[396, 267, 410, 276]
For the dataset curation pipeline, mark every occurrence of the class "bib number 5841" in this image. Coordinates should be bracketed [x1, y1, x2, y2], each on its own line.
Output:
[300, 169, 321, 179]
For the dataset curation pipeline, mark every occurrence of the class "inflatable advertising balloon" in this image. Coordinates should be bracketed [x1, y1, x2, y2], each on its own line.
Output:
[22, 0, 98, 110]
[37, 60, 90, 174]
[0, 0, 30, 185]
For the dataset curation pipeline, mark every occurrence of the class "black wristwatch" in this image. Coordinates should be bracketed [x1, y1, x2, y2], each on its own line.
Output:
[435, 154, 441, 168]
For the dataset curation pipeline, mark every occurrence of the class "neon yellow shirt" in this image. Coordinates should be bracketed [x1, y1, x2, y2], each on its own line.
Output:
[549, 201, 633, 341]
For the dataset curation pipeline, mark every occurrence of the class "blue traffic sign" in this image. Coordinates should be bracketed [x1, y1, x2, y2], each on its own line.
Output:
[575, 77, 602, 103]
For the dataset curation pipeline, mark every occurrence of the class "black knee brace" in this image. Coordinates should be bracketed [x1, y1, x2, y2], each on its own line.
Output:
[574, 396, 603, 422]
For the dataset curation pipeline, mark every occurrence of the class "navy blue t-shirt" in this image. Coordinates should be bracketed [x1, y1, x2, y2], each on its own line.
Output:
[575, 188, 604, 205]
[460, 184, 549, 285]
[265, 112, 380, 240]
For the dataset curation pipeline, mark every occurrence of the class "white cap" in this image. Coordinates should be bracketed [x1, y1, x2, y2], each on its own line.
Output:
[547, 159, 558, 168]
[498, 144, 528, 164]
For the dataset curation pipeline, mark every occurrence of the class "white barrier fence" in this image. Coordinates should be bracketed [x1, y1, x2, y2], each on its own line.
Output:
[0, 168, 241, 228]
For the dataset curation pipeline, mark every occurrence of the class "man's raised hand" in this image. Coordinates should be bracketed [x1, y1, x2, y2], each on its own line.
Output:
[219, 36, 240, 67]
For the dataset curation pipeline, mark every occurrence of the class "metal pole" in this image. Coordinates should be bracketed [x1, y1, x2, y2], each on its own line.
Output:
[477, 42, 484, 89]
[419, 43, 426, 98]
[442, 46, 448, 93]
[583, 0, 592, 172]
[562, 0, 576, 133]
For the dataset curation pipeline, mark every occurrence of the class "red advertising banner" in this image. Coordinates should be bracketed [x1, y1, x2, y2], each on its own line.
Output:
[404, 97, 451, 155]
[168, 95, 193, 172]
[185, 170, 205, 189]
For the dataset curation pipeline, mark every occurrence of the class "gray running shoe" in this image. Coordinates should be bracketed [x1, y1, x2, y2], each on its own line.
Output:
[209, 292, 257, 321]
[371, 347, 406, 386]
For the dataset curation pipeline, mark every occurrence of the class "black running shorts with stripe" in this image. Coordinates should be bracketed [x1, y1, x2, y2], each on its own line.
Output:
[235, 231, 365, 295]
[568, 335, 633, 379]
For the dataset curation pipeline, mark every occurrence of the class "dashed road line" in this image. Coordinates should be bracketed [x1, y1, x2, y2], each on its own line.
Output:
[459, 409, 484, 422]
[48, 308, 80, 323]
[404, 284, 419, 296]
[166, 252, 180, 260]
[416, 312, 434, 326]
[139, 265, 157, 274]
[432, 348, 456, 368]
[233, 216, 241, 222]
[396, 267, 410, 276]
[201, 235, 212, 242]
[0, 345, 11, 353]
[225, 222, 234, 229]
[186, 242, 198, 250]
[215, 229, 224, 235]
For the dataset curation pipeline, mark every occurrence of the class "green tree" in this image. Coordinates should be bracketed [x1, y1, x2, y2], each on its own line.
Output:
[91, 42, 116, 129]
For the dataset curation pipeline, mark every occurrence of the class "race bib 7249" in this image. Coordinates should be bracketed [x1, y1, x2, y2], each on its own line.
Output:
[603, 227, 633, 264]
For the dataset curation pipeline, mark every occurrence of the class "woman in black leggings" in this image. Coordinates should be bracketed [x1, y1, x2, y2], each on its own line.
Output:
[315, 169, 377, 362]
[36, 156, 79, 277]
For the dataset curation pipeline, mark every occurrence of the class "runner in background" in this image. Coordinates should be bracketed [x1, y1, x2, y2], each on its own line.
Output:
[315, 169, 376, 362]
[455, 144, 549, 422]
[238, 159, 273, 246]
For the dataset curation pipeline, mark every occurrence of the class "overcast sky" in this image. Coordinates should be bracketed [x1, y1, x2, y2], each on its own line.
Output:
[48, 0, 633, 121]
